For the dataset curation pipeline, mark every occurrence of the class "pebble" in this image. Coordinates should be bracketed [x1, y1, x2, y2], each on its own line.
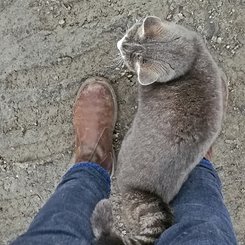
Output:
[177, 13, 184, 19]
[166, 14, 173, 20]
[64, 4, 72, 10]
[59, 19, 66, 26]
[217, 1, 223, 7]
[114, 132, 119, 137]
[216, 37, 222, 44]
[225, 139, 234, 144]
[170, 4, 175, 11]
[118, 223, 124, 228]
[174, 13, 184, 22]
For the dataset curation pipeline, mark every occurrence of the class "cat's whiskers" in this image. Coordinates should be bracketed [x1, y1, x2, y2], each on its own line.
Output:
[144, 56, 170, 75]
[106, 54, 125, 70]
[118, 31, 124, 36]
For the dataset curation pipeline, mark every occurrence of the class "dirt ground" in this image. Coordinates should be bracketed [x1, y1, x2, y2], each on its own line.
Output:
[0, 0, 244, 244]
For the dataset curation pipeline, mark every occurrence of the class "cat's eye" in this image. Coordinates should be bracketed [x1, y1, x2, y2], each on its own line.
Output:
[134, 53, 142, 61]
[136, 54, 142, 59]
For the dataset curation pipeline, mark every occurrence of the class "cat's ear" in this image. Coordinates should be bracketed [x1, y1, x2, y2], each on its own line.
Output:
[141, 16, 163, 38]
[136, 62, 159, 85]
[137, 62, 176, 85]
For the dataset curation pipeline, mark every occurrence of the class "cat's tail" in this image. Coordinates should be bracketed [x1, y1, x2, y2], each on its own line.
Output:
[91, 199, 125, 245]
[91, 197, 172, 245]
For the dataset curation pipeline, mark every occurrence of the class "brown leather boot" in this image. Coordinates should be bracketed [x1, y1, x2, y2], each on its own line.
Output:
[73, 77, 117, 174]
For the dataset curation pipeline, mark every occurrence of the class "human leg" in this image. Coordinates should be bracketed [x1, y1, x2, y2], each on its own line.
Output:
[11, 77, 117, 245]
[156, 158, 237, 245]
[12, 163, 110, 245]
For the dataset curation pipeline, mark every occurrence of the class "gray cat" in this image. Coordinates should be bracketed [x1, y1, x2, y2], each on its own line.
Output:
[91, 16, 227, 245]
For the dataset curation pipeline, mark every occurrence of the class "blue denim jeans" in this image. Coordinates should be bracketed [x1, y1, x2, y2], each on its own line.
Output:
[12, 159, 237, 245]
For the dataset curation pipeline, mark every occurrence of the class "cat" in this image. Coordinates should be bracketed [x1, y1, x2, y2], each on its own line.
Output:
[91, 16, 227, 245]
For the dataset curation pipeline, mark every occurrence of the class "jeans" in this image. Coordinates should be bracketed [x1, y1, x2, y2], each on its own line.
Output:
[12, 160, 237, 245]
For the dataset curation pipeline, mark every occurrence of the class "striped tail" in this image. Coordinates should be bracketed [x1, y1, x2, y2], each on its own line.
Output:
[91, 193, 173, 245]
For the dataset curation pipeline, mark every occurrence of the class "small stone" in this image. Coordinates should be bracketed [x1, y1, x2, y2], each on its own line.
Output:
[122, 230, 127, 235]
[64, 4, 72, 10]
[170, 4, 175, 11]
[197, 26, 202, 32]
[114, 132, 119, 138]
[118, 223, 123, 228]
[216, 37, 222, 44]
[225, 139, 234, 144]
[59, 19, 66, 26]
[226, 45, 230, 49]
[177, 13, 184, 19]
[174, 13, 184, 22]
[217, 1, 223, 7]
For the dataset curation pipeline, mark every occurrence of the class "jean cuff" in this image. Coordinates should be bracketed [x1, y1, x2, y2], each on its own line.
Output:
[200, 158, 214, 169]
[199, 158, 222, 188]
[66, 162, 111, 193]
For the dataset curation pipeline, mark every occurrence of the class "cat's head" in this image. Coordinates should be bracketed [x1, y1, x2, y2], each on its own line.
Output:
[117, 16, 198, 85]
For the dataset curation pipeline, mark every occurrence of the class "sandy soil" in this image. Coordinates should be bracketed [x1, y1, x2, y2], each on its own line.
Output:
[0, 0, 244, 244]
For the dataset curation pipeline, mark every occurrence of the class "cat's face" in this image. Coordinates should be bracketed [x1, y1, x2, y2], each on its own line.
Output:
[117, 16, 197, 85]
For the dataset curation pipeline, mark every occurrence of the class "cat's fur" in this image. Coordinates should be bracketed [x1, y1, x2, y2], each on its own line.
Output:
[91, 16, 227, 244]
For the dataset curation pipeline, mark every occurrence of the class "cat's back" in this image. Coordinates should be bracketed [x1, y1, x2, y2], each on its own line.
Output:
[117, 70, 224, 197]
[129, 69, 223, 148]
